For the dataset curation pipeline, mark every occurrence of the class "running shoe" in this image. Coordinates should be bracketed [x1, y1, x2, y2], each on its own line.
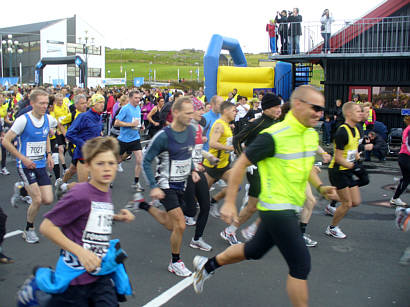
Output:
[22, 229, 39, 244]
[168, 260, 192, 277]
[241, 224, 257, 241]
[1, 167, 10, 175]
[325, 225, 346, 239]
[11, 181, 24, 208]
[0, 252, 14, 264]
[216, 180, 227, 188]
[21, 196, 32, 206]
[54, 178, 66, 200]
[390, 197, 407, 208]
[193, 255, 213, 294]
[324, 204, 336, 216]
[131, 182, 144, 192]
[209, 203, 220, 218]
[220, 229, 241, 245]
[190, 237, 212, 252]
[185, 216, 196, 226]
[303, 234, 318, 247]
[117, 163, 124, 172]
[395, 208, 410, 232]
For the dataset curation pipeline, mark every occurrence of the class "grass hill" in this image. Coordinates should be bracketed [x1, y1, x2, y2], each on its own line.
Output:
[105, 48, 323, 87]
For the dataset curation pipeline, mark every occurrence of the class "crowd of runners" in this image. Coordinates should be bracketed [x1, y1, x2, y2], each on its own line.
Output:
[0, 84, 408, 307]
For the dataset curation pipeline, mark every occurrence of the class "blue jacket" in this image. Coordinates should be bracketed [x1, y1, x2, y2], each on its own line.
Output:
[66, 108, 102, 160]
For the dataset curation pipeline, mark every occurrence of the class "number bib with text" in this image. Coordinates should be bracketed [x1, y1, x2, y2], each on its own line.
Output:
[26, 141, 46, 161]
[170, 159, 191, 182]
[82, 201, 113, 258]
[346, 150, 357, 162]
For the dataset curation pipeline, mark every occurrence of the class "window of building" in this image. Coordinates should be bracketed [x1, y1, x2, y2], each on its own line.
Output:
[372, 86, 410, 110]
[66, 43, 101, 56]
[66, 66, 101, 78]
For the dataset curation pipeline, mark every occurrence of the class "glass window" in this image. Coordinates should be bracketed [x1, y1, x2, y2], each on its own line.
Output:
[372, 87, 410, 110]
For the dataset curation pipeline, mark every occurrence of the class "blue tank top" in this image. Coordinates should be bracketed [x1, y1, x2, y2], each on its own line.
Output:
[17, 113, 50, 168]
[163, 125, 195, 190]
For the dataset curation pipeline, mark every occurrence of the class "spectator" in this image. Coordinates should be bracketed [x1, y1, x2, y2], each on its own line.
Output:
[246, 98, 263, 121]
[320, 9, 334, 53]
[288, 8, 302, 54]
[322, 114, 333, 146]
[276, 10, 289, 54]
[266, 19, 277, 54]
[363, 102, 376, 132]
[365, 131, 388, 162]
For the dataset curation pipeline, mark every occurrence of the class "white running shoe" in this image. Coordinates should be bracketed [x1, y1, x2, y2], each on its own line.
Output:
[22, 196, 32, 206]
[241, 223, 257, 241]
[325, 225, 346, 239]
[22, 229, 39, 244]
[1, 167, 10, 175]
[190, 237, 212, 251]
[324, 204, 336, 216]
[303, 234, 318, 247]
[11, 182, 24, 208]
[54, 178, 66, 200]
[193, 255, 213, 294]
[209, 203, 220, 218]
[131, 182, 144, 192]
[185, 216, 196, 226]
[168, 260, 192, 277]
[220, 229, 241, 245]
[390, 197, 407, 208]
[117, 163, 124, 172]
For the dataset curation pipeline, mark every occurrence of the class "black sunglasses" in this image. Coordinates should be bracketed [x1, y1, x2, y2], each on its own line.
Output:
[299, 99, 325, 112]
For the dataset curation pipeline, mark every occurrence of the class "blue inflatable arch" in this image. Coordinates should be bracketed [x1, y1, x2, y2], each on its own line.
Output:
[204, 35, 247, 100]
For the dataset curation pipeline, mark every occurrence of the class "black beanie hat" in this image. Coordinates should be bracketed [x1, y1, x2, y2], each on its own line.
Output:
[261, 93, 281, 110]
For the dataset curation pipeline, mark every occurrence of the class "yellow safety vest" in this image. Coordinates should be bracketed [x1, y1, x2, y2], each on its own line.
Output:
[203, 118, 232, 169]
[329, 124, 359, 171]
[257, 111, 318, 212]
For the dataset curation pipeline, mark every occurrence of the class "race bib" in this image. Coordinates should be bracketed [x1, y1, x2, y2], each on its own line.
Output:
[192, 144, 203, 164]
[132, 117, 141, 130]
[82, 201, 113, 258]
[254, 112, 262, 119]
[346, 150, 357, 162]
[26, 141, 46, 161]
[170, 159, 191, 182]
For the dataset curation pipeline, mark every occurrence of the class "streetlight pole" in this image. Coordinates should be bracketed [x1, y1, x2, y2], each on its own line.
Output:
[131, 68, 134, 86]
[107, 70, 111, 78]
[1, 34, 22, 80]
[78, 30, 94, 88]
[195, 62, 199, 82]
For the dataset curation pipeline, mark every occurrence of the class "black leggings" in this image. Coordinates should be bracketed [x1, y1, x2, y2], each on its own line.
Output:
[0, 206, 7, 247]
[1, 145, 6, 168]
[244, 210, 311, 280]
[183, 171, 210, 240]
[394, 153, 410, 199]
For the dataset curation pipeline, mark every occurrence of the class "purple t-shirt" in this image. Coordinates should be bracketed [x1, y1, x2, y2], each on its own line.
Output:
[44, 182, 113, 285]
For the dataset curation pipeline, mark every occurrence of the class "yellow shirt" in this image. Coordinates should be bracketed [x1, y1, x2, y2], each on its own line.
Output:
[203, 118, 232, 169]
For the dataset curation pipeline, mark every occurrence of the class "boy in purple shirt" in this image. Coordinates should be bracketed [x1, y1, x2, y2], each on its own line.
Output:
[40, 136, 134, 306]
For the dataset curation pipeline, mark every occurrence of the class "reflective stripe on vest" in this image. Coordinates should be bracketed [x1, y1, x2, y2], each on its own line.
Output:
[259, 200, 302, 212]
[275, 151, 316, 160]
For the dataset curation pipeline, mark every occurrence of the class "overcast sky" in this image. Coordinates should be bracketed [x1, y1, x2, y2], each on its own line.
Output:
[1, 0, 384, 53]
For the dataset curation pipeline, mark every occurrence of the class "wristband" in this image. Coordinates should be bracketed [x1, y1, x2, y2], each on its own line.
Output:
[321, 152, 328, 155]
[316, 184, 324, 193]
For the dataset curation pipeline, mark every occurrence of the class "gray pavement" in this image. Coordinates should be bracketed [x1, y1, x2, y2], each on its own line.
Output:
[0, 155, 409, 307]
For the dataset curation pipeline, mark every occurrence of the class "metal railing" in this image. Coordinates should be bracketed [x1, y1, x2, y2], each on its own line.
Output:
[275, 16, 410, 55]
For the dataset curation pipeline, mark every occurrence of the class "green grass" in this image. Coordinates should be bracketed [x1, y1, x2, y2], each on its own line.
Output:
[105, 48, 323, 85]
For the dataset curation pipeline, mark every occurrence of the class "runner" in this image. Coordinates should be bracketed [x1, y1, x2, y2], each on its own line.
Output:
[146, 96, 165, 138]
[325, 102, 362, 239]
[192, 85, 338, 307]
[39, 136, 134, 305]
[203, 101, 236, 229]
[224, 93, 281, 242]
[2, 89, 56, 243]
[53, 93, 71, 175]
[202, 95, 223, 151]
[114, 91, 144, 191]
[55, 94, 105, 198]
[140, 96, 199, 277]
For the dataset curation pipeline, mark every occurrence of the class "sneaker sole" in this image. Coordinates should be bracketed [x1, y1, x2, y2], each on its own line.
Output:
[22, 234, 39, 244]
[325, 230, 346, 239]
[167, 266, 192, 277]
[219, 232, 240, 245]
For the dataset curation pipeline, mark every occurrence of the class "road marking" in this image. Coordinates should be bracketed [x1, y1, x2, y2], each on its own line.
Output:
[4, 230, 23, 239]
[142, 276, 193, 307]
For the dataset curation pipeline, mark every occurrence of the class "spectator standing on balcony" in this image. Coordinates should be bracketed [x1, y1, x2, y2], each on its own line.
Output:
[266, 19, 277, 54]
[275, 10, 288, 55]
[320, 9, 334, 53]
[288, 8, 302, 54]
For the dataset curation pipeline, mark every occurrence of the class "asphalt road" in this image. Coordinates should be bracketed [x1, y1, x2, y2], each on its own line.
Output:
[0, 155, 409, 307]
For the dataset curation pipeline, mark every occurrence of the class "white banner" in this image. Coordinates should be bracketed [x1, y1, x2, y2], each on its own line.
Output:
[103, 78, 126, 85]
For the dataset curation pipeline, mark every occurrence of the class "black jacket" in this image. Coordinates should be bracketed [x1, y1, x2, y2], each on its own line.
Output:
[275, 15, 288, 36]
[288, 14, 302, 36]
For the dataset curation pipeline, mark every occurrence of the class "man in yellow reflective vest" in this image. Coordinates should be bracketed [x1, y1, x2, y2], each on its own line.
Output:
[192, 85, 338, 307]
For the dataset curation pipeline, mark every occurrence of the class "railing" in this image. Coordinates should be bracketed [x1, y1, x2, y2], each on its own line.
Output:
[275, 16, 410, 55]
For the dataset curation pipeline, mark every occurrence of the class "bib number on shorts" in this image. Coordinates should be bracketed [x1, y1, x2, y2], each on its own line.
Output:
[26, 141, 46, 161]
[170, 159, 191, 182]
[82, 201, 113, 258]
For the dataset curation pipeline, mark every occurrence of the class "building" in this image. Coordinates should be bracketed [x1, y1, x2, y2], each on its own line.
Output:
[0, 15, 105, 87]
[266, 0, 410, 130]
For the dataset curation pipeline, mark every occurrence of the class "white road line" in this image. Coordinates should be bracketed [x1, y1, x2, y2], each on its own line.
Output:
[4, 230, 23, 239]
[142, 276, 193, 307]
